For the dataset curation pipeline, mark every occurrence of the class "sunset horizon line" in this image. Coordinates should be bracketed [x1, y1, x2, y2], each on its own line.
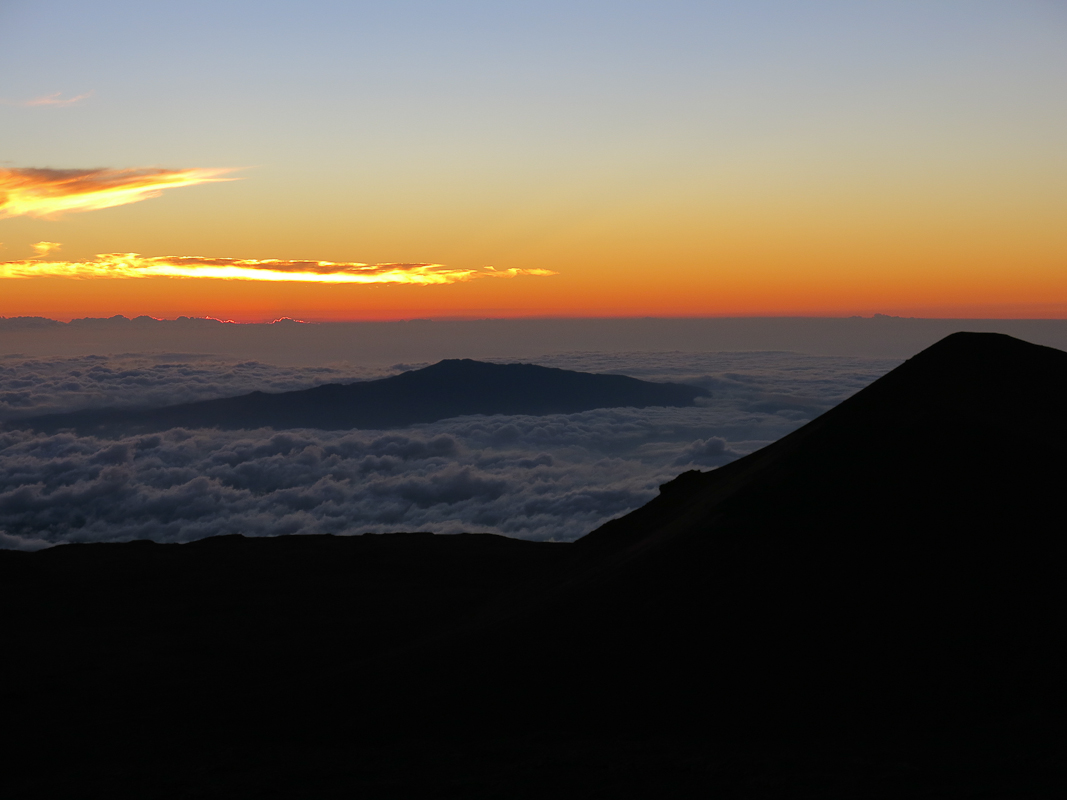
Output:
[5, 311, 1067, 326]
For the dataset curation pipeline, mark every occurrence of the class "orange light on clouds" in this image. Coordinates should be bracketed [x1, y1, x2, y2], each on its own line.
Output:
[31, 241, 62, 257]
[0, 167, 236, 219]
[0, 253, 556, 285]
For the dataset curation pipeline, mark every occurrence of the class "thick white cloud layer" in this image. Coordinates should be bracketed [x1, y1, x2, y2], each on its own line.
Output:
[0, 351, 897, 547]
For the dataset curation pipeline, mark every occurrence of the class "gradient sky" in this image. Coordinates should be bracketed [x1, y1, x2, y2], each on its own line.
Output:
[2, 1, 1066, 321]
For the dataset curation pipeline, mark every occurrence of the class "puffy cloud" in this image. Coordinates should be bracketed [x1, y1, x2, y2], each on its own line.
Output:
[0, 425, 663, 545]
[0, 408, 804, 548]
[673, 437, 742, 466]
[0, 167, 235, 218]
[0, 407, 745, 546]
[0, 253, 556, 284]
[31, 241, 61, 257]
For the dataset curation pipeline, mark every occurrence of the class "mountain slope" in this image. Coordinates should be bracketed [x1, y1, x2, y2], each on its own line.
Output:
[15, 358, 708, 433]
[338, 332, 1067, 740]
[2, 333, 1065, 797]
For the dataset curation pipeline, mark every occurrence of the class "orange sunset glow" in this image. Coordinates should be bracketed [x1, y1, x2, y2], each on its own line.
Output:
[2, 2, 1065, 322]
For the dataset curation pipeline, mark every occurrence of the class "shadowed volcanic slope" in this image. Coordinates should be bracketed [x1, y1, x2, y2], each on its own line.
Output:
[424, 333, 1067, 726]
[14, 358, 708, 433]
[3, 333, 1066, 797]
[325, 332, 1067, 759]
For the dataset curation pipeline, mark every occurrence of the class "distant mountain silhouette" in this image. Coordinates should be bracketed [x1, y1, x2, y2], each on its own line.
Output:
[3, 333, 1065, 797]
[16, 358, 708, 434]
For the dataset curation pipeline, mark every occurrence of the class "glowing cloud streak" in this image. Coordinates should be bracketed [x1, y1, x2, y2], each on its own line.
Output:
[0, 167, 236, 218]
[0, 253, 556, 285]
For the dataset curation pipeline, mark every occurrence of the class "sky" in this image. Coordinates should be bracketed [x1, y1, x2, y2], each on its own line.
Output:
[2, 1, 1067, 321]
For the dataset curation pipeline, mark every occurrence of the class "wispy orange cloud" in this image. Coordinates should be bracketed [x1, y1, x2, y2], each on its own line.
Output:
[0, 167, 236, 218]
[24, 91, 93, 107]
[0, 253, 556, 285]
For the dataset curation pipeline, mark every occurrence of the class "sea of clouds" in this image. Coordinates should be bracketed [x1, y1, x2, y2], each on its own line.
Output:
[0, 351, 898, 549]
[0, 353, 391, 420]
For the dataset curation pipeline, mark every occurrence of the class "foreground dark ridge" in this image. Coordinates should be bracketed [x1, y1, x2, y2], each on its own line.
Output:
[335, 333, 1067, 743]
[3, 333, 1065, 798]
[12, 357, 707, 434]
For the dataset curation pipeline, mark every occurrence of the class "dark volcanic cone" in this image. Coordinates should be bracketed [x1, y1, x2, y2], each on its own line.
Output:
[14, 358, 708, 434]
[341, 332, 1067, 740]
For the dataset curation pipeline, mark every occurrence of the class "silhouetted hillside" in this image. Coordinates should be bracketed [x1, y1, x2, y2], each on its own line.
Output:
[15, 358, 708, 434]
[3, 333, 1065, 798]
[328, 334, 1067, 748]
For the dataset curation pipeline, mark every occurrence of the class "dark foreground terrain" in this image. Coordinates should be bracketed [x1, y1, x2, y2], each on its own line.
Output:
[14, 358, 707, 434]
[2, 333, 1065, 798]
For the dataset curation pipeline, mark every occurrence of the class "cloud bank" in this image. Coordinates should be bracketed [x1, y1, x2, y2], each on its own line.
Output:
[0, 351, 894, 422]
[0, 253, 555, 284]
[0, 167, 235, 218]
[0, 351, 897, 548]
[0, 353, 395, 421]
[0, 418, 723, 547]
